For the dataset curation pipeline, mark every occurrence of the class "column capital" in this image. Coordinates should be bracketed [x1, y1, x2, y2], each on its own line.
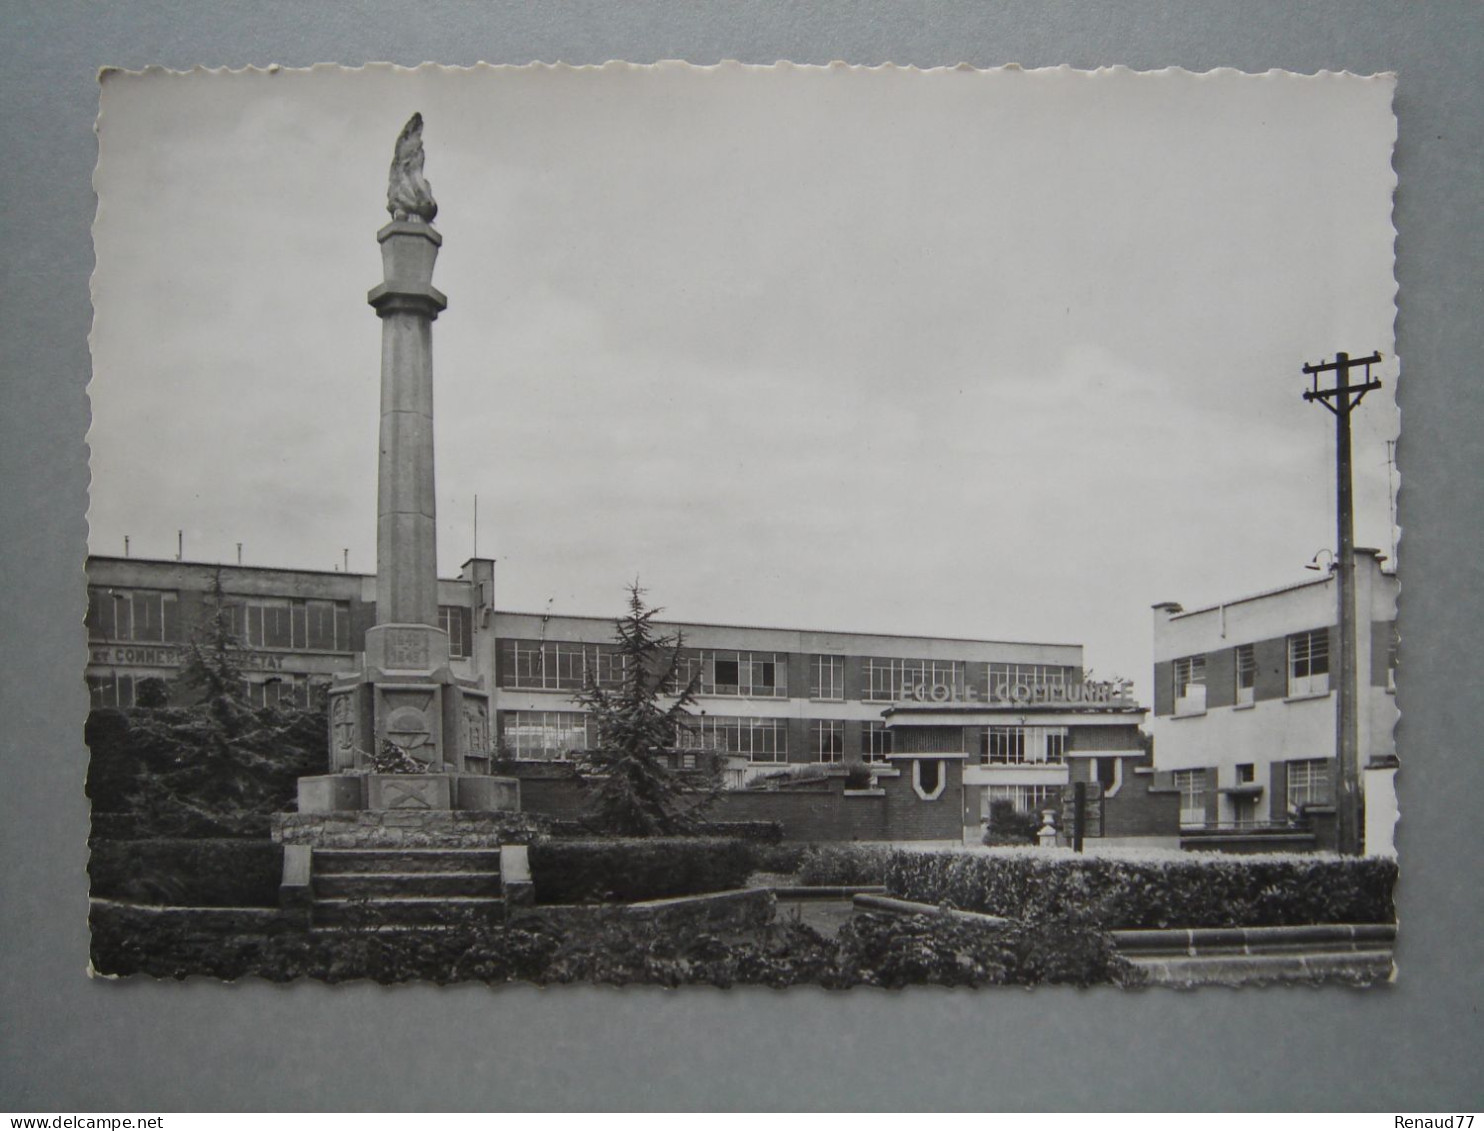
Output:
[367, 282, 448, 319]
[376, 219, 443, 247]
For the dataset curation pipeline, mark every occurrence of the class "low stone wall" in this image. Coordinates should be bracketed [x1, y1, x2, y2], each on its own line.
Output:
[89, 898, 290, 935]
[272, 810, 548, 848]
[852, 892, 1011, 927]
[1112, 922, 1397, 955]
[513, 887, 776, 933]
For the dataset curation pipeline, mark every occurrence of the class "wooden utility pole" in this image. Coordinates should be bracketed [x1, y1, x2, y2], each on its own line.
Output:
[1302, 350, 1382, 856]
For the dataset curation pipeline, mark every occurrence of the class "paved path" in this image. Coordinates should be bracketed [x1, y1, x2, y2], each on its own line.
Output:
[776, 898, 857, 937]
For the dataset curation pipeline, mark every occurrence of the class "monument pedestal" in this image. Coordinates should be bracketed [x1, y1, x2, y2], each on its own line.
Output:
[305, 622, 518, 818]
[327, 623, 492, 775]
[294, 771, 520, 816]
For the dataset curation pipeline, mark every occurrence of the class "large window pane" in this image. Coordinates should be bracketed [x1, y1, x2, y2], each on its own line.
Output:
[861, 721, 893, 762]
[1175, 769, 1207, 827]
[811, 720, 844, 763]
[863, 657, 965, 702]
[501, 711, 589, 760]
[810, 654, 844, 700]
[1287, 630, 1330, 697]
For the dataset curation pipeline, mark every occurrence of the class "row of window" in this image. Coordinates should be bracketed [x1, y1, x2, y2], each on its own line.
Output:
[982, 725, 1067, 765]
[498, 710, 897, 764]
[675, 652, 786, 698]
[498, 642, 796, 698]
[497, 641, 1075, 703]
[233, 599, 354, 653]
[86, 587, 473, 659]
[87, 587, 356, 651]
[86, 588, 182, 644]
[1173, 760, 1331, 827]
[984, 784, 1065, 817]
[860, 660, 1072, 703]
[498, 640, 626, 691]
[86, 671, 322, 711]
[1173, 630, 1330, 715]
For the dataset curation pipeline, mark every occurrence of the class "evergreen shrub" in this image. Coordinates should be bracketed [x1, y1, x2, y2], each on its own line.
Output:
[981, 800, 1040, 845]
[885, 850, 1398, 928]
[85, 574, 329, 840]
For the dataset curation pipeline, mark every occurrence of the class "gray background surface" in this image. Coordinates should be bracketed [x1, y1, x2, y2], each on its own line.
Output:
[2, 1, 1480, 1112]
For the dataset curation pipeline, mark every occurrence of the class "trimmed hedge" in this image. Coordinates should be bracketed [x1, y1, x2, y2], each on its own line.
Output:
[89, 839, 283, 908]
[885, 850, 1398, 929]
[795, 844, 894, 886]
[700, 821, 784, 843]
[745, 843, 808, 876]
[528, 837, 758, 904]
[546, 819, 783, 843]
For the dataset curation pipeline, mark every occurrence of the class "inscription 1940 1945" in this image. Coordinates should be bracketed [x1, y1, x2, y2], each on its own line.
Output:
[383, 629, 431, 669]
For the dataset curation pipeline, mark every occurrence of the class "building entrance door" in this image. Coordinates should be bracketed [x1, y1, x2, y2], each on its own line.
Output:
[1230, 795, 1257, 827]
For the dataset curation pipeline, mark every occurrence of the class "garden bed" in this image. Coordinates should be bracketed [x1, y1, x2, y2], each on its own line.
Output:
[88, 898, 1138, 988]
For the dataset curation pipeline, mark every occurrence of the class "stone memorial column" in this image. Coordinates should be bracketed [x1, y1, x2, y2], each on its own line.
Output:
[362, 112, 449, 684]
[319, 114, 492, 788]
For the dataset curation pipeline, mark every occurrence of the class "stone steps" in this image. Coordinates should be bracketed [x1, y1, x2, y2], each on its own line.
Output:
[314, 871, 501, 899]
[312, 895, 506, 928]
[312, 848, 504, 874]
[305, 847, 508, 927]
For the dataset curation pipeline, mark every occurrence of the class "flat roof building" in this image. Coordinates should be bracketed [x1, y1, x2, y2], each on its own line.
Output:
[86, 553, 1175, 844]
[1148, 549, 1398, 855]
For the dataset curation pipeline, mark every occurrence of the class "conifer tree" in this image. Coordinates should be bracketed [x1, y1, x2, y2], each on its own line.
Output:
[573, 583, 719, 836]
[86, 571, 326, 837]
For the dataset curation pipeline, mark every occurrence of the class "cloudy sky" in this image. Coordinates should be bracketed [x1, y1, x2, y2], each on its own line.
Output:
[89, 63, 1398, 697]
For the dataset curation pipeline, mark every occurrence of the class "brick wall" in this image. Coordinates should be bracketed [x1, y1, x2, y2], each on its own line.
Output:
[882, 761, 966, 840]
[708, 791, 893, 841]
[509, 758, 965, 842]
[1101, 766, 1181, 838]
[1062, 756, 1180, 839]
[506, 763, 591, 819]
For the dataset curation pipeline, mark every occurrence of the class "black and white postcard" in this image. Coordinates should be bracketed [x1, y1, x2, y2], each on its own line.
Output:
[86, 62, 1400, 987]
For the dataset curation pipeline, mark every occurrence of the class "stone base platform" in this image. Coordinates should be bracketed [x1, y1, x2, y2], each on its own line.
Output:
[297, 772, 519, 815]
[272, 810, 548, 849]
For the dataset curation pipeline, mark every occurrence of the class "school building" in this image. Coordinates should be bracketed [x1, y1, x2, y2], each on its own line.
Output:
[85, 553, 1177, 845]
